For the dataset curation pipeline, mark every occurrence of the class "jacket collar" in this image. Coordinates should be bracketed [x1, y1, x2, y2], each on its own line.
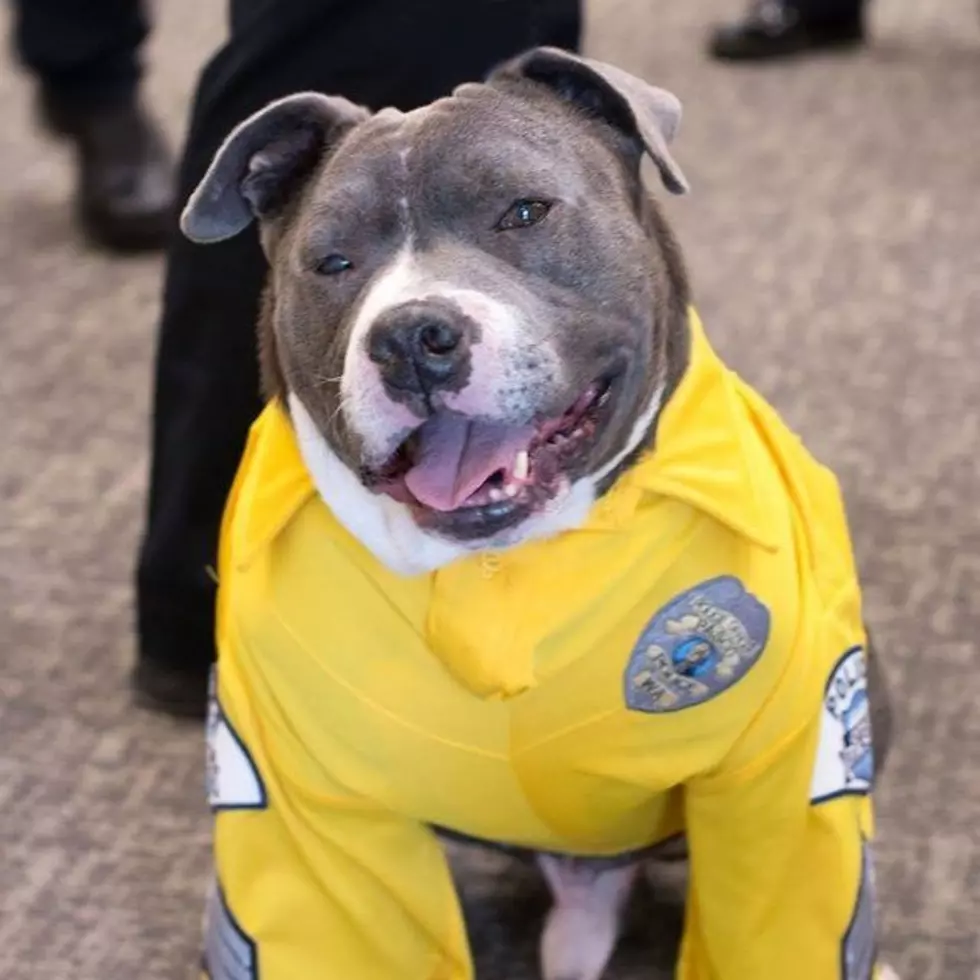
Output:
[596, 308, 778, 550]
[230, 401, 315, 569]
[235, 307, 778, 565]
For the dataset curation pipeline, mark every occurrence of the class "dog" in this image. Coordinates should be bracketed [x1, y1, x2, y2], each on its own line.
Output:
[184, 48, 896, 980]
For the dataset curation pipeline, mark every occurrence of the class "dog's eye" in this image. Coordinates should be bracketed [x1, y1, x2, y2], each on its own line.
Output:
[495, 199, 552, 231]
[315, 253, 354, 275]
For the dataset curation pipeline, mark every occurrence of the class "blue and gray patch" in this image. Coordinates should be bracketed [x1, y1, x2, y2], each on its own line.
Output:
[203, 881, 259, 980]
[842, 841, 877, 980]
[624, 576, 771, 714]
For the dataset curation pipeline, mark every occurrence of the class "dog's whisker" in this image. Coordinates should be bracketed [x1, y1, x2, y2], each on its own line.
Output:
[324, 400, 346, 435]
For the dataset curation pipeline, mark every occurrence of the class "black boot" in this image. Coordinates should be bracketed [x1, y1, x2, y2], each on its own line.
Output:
[709, 0, 865, 62]
[39, 94, 175, 253]
[133, 658, 211, 720]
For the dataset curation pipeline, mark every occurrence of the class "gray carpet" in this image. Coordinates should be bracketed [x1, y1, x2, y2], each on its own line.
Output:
[1, 1, 978, 978]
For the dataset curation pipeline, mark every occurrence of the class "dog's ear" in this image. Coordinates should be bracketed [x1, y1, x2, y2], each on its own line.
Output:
[492, 47, 688, 195]
[181, 92, 370, 243]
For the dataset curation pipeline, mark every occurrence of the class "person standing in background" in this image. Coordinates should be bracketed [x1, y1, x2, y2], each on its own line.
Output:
[11, 0, 174, 251]
[134, 0, 582, 717]
[708, 0, 866, 61]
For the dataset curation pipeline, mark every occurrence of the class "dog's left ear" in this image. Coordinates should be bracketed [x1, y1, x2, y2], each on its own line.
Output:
[492, 47, 689, 195]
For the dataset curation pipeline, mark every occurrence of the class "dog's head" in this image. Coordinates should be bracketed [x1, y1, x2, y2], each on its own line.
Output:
[182, 48, 691, 572]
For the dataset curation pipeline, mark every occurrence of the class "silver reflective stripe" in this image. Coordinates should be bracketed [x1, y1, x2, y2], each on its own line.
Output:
[203, 881, 258, 980]
[842, 842, 876, 980]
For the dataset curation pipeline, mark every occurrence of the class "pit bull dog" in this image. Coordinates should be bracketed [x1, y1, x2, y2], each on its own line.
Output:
[183, 47, 896, 980]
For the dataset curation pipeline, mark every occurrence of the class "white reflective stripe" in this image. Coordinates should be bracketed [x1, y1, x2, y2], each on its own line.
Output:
[810, 646, 874, 804]
[842, 842, 877, 980]
[203, 881, 259, 980]
[205, 691, 266, 811]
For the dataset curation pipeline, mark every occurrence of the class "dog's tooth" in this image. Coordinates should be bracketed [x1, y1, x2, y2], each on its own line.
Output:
[504, 483, 519, 498]
[513, 450, 530, 480]
[488, 488, 506, 503]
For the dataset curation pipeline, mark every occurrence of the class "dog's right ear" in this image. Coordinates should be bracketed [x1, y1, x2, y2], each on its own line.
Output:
[491, 48, 688, 195]
[181, 92, 370, 244]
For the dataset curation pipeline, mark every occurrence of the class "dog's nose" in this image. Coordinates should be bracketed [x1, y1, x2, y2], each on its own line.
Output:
[367, 302, 471, 397]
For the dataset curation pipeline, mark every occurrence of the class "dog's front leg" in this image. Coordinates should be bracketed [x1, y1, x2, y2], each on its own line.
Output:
[536, 854, 639, 980]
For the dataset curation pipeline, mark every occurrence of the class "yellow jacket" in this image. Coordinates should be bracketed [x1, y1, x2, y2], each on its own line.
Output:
[204, 310, 882, 980]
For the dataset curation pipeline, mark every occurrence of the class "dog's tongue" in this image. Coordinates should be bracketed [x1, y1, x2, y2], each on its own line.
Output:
[404, 413, 534, 512]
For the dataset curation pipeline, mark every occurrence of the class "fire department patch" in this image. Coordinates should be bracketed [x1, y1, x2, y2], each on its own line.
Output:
[624, 576, 771, 714]
[810, 646, 874, 804]
[206, 673, 266, 811]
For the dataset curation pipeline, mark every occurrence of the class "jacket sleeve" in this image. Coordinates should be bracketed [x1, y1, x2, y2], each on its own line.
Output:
[202, 668, 473, 980]
[677, 662, 882, 980]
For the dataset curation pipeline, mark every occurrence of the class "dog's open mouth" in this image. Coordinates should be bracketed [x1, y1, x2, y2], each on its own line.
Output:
[363, 379, 613, 528]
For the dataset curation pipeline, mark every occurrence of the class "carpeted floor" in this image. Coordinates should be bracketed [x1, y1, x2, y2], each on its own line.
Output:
[1, 2, 978, 978]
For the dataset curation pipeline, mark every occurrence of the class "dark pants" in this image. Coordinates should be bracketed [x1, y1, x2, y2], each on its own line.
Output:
[11, 0, 148, 111]
[135, 0, 582, 679]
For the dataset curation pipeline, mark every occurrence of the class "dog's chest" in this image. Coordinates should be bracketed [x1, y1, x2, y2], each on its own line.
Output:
[231, 497, 740, 853]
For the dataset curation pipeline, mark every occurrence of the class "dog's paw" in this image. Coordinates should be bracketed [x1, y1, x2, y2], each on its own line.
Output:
[536, 856, 637, 980]
[879, 964, 901, 980]
[539, 904, 620, 980]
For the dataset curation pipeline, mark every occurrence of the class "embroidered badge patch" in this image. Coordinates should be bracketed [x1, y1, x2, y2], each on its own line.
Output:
[842, 841, 877, 980]
[624, 576, 771, 713]
[810, 646, 874, 804]
[206, 674, 266, 811]
[203, 880, 259, 980]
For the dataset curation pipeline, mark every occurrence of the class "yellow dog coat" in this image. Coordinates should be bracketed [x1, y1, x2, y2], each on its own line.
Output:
[204, 310, 882, 980]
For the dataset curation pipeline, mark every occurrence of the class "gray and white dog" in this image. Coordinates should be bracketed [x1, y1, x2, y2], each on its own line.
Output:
[182, 47, 895, 980]
[183, 47, 691, 579]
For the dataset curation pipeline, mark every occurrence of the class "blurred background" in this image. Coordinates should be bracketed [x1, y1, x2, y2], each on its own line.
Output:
[1, 1, 978, 978]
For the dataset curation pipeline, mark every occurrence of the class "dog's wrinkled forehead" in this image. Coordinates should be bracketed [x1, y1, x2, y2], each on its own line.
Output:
[295, 85, 616, 248]
[181, 48, 687, 249]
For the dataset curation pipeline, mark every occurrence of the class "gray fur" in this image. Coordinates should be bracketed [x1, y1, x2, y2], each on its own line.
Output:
[181, 92, 369, 243]
[496, 47, 689, 194]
